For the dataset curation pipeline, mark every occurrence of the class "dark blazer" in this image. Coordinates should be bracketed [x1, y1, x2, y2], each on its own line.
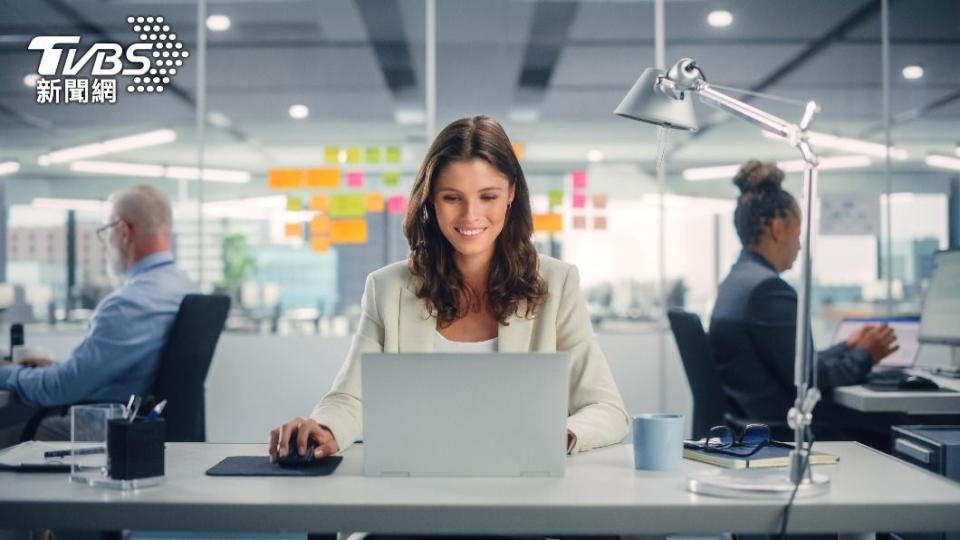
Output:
[709, 250, 872, 422]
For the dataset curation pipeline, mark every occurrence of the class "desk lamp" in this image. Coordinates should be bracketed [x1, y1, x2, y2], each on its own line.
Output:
[616, 58, 829, 498]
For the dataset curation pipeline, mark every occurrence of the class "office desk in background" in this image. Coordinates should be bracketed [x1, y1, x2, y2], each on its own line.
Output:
[832, 371, 960, 414]
[0, 442, 959, 537]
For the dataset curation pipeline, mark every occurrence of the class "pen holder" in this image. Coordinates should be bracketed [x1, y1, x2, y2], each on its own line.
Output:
[107, 418, 165, 480]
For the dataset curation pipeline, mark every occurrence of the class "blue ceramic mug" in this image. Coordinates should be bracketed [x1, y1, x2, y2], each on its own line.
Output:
[632, 413, 684, 471]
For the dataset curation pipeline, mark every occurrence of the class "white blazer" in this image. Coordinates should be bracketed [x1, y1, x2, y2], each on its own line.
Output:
[309, 255, 630, 454]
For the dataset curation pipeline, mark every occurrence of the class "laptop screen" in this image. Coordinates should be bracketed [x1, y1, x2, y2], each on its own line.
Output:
[831, 316, 921, 369]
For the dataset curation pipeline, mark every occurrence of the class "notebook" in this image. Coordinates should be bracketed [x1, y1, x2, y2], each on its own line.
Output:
[682, 442, 839, 469]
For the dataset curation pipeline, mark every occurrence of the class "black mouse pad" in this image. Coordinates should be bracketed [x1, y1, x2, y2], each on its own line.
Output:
[206, 456, 343, 477]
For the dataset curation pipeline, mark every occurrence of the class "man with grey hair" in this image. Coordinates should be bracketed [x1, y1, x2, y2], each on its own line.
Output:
[0, 185, 198, 444]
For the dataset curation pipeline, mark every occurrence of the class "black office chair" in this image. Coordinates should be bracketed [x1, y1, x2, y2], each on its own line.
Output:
[149, 293, 230, 442]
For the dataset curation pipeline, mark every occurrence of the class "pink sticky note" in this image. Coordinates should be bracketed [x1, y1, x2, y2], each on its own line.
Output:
[346, 171, 364, 188]
[571, 171, 587, 189]
[388, 195, 408, 214]
[572, 193, 587, 209]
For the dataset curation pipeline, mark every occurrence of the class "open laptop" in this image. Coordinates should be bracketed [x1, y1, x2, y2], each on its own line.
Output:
[831, 316, 921, 372]
[361, 352, 569, 477]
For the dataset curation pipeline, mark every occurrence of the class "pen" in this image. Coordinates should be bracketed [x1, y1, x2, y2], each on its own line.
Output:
[125, 394, 137, 420]
[44, 447, 105, 459]
[145, 399, 167, 421]
[127, 395, 142, 422]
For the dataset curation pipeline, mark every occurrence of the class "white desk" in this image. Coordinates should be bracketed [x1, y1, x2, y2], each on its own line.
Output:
[832, 371, 960, 414]
[1, 442, 959, 536]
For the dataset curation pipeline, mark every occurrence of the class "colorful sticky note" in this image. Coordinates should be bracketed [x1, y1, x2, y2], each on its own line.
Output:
[328, 194, 366, 218]
[592, 193, 607, 209]
[268, 169, 304, 190]
[532, 213, 563, 233]
[573, 215, 587, 230]
[286, 196, 302, 211]
[330, 219, 368, 244]
[594, 215, 607, 230]
[571, 170, 587, 189]
[512, 143, 524, 161]
[383, 171, 400, 187]
[324, 146, 340, 164]
[572, 193, 587, 209]
[306, 168, 340, 189]
[387, 194, 407, 214]
[284, 223, 303, 238]
[386, 146, 402, 163]
[547, 190, 563, 207]
[310, 215, 330, 235]
[309, 195, 328, 212]
[346, 171, 364, 188]
[366, 192, 385, 212]
[366, 147, 381, 164]
[310, 236, 330, 252]
[345, 147, 361, 164]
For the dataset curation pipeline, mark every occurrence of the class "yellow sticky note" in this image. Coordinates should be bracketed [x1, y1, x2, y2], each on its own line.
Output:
[366, 192, 385, 212]
[366, 147, 381, 164]
[286, 196, 302, 211]
[310, 236, 330, 252]
[324, 146, 340, 164]
[330, 219, 368, 244]
[346, 147, 361, 164]
[309, 195, 328, 212]
[284, 223, 303, 238]
[533, 213, 563, 233]
[306, 168, 340, 189]
[310, 215, 330, 235]
[268, 169, 304, 190]
[328, 194, 366, 218]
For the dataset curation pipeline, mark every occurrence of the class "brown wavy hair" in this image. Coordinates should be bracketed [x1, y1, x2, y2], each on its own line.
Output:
[403, 115, 547, 327]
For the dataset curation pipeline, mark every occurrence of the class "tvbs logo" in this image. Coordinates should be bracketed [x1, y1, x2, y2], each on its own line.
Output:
[27, 16, 188, 104]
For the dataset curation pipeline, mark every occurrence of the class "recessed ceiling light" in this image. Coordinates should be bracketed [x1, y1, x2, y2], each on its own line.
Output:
[902, 65, 924, 80]
[707, 10, 733, 28]
[587, 150, 604, 162]
[288, 104, 309, 120]
[206, 15, 231, 32]
[23, 74, 39, 87]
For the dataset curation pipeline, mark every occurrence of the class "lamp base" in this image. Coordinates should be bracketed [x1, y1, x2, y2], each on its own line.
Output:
[687, 468, 830, 499]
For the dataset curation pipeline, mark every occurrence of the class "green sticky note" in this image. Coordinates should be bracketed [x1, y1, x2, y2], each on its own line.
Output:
[286, 196, 302, 211]
[324, 146, 340, 164]
[328, 194, 367, 218]
[383, 171, 400, 187]
[386, 146, 402, 163]
[366, 147, 381, 164]
[548, 190, 563, 207]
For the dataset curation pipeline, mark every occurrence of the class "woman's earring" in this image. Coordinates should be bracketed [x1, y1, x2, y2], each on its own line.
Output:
[422, 205, 429, 222]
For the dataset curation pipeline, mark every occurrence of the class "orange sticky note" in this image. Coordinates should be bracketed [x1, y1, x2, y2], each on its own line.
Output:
[330, 219, 368, 244]
[573, 215, 587, 230]
[594, 216, 607, 230]
[310, 236, 330, 252]
[284, 223, 303, 238]
[592, 193, 607, 209]
[268, 169, 304, 190]
[310, 215, 330, 235]
[532, 213, 563, 233]
[306, 168, 340, 189]
[309, 195, 328, 212]
[512, 143, 524, 161]
[366, 192, 385, 212]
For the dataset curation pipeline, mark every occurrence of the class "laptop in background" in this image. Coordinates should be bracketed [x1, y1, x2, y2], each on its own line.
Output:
[361, 352, 569, 477]
[831, 316, 921, 372]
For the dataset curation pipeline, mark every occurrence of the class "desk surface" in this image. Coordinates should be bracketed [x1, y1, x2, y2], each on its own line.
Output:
[832, 371, 960, 414]
[1, 442, 959, 535]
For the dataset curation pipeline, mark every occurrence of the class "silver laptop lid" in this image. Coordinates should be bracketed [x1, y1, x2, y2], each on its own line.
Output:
[361, 352, 569, 477]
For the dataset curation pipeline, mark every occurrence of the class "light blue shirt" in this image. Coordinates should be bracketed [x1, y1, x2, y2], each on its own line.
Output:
[0, 251, 198, 407]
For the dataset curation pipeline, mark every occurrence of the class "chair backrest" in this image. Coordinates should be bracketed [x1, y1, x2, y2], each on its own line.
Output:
[151, 294, 230, 442]
[667, 308, 727, 439]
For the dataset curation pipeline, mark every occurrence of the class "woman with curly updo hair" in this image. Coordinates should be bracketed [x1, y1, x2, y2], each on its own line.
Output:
[709, 160, 898, 443]
[269, 116, 629, 461]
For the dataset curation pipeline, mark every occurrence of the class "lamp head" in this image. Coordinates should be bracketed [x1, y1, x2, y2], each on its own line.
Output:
[614, 67, 698, 131]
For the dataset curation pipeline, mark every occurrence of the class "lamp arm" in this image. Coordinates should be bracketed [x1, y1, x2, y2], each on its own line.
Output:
[693, 83, 795, 139]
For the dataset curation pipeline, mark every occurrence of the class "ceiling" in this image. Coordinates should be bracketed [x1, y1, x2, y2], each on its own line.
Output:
[0, 0, 958, 203]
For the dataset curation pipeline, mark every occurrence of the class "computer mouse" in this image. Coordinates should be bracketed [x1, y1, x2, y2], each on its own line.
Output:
[277, 434, 318, 467]
[897, 375, 939, 391]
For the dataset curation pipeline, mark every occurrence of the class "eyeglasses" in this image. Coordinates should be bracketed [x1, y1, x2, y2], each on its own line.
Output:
[96, 220, 121, 243]
[683, 423, 773, 458]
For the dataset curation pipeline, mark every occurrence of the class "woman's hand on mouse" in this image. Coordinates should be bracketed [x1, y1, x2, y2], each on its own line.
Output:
[269, 417, 340, 463]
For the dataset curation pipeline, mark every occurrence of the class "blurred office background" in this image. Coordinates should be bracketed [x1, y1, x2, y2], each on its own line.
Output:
[0, 0, 957, 440]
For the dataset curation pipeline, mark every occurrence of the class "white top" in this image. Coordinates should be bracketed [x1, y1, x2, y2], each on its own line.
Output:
[433, 330, 498, 353]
